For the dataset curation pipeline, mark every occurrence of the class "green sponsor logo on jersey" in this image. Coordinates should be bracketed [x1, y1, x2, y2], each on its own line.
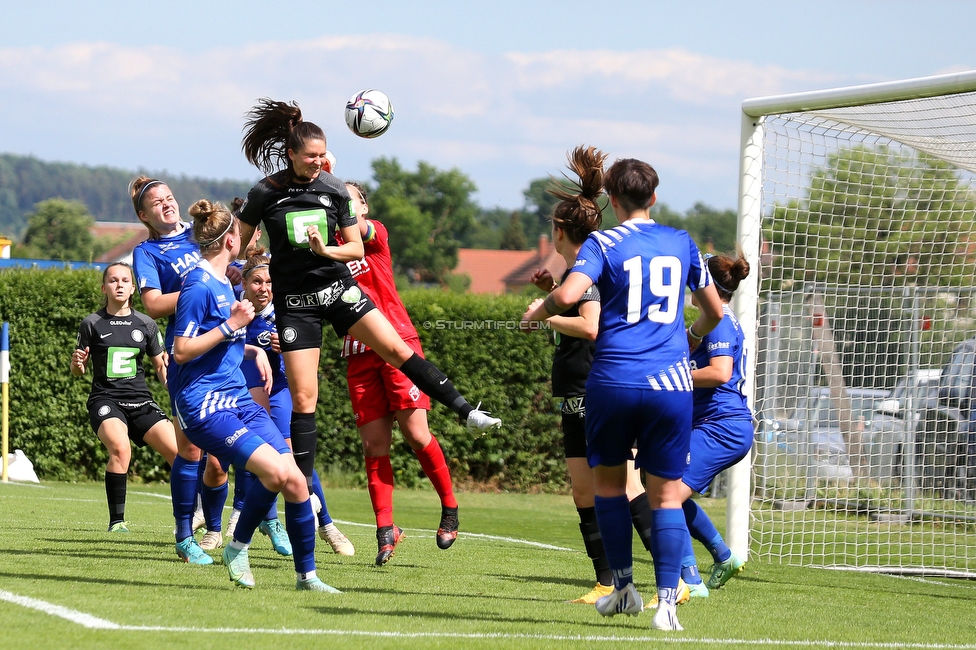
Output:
[285, 209, 329, 248]
[106, 347, 139, 378]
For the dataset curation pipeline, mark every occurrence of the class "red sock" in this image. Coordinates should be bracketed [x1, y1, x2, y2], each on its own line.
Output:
[365, 455, 394, 528]
[415, 435, 458, 509]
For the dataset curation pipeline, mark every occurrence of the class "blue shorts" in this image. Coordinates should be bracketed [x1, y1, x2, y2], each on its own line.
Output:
[585, 383, 692, 479]
[683, 418, 754, 493]
[166, 357, 179, 407]
[180, 399, 290, 470]
[268, 388, 293, 439]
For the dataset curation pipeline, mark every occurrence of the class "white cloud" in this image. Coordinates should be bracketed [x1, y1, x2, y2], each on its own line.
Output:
[0, 36, 855, 210]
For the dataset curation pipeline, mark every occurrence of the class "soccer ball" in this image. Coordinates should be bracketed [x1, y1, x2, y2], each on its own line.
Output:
[344, 89, 394, 139]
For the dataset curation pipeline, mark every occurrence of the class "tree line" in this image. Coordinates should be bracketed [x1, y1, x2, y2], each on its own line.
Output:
[0, 152, 739, 282]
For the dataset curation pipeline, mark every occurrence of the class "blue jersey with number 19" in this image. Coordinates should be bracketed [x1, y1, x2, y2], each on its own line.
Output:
[172, 259, 249, 428]
[572, 220, 710, 389]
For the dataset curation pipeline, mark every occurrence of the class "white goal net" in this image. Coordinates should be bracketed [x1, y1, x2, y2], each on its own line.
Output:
[734, 71, 976, 577]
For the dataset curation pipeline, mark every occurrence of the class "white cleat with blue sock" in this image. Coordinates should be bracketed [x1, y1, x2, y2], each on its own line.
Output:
[651, 603, 683, 631]
[594, 582, 644, 617]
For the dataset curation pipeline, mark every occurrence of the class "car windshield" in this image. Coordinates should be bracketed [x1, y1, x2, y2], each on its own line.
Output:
[943, 348, 975, 394]
[888, 379, 939, 405]
[813, 395, 884, 429]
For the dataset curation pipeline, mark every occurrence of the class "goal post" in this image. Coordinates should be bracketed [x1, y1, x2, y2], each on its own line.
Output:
[731, 70, 976, 577]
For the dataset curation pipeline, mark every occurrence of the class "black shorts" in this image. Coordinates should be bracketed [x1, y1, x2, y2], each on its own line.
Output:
[561, 395, 588, 459]
[87, 397, 169, 446]
[274, 276, 377, 351]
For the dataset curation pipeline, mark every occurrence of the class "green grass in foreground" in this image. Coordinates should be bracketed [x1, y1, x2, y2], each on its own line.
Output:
[0, 481, 974, 649]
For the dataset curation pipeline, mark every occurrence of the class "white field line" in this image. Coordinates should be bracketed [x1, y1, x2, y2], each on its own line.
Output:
[0, 590, 119, 629]
[2, 588, 976, 648]
[0, 481, 48, 489]
[888, 574, 976, 590]
[12, 490, 577, 551]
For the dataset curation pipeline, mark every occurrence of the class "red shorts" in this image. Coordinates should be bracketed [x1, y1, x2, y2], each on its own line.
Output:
[346, 337, 431, 426]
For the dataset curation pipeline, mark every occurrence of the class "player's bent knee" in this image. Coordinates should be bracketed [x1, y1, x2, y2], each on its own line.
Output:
[281, 467, 310, 502]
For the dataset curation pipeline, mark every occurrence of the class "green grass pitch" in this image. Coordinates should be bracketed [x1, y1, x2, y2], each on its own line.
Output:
[1, 481, 974, 649]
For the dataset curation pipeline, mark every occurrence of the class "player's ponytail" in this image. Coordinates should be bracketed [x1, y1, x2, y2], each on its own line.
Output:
[550, 145, 609, 244]
[242, 98, 325, 177]
[242, 247, 270, 278]
[189, 199, 235, 257]
[706, 253, 750, 301]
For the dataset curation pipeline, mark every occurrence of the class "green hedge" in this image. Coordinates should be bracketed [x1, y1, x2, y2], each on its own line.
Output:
[0, 268, 697, 491]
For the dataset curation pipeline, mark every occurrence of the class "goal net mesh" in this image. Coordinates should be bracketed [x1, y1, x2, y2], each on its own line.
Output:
[753, 88, 976, 577]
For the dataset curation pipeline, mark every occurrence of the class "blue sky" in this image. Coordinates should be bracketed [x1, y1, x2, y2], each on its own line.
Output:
[1, 0, 974, 213]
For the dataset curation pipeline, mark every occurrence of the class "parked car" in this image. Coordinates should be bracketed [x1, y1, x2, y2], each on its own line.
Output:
[913, 339, 976, 499]
[760, 387, 890, 482]
[864, 369, 942, 482]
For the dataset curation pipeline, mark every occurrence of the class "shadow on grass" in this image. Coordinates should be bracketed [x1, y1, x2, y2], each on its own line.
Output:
[302, 603, 649, 631]
[0, 569, 217, 591]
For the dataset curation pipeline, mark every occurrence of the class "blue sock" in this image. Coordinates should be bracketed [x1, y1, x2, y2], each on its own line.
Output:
[232, 467, 251, 511]
[683, 498, 731, 563]
[650, 507, 687, 598]
[680, 532, 703, 585]
[236, 479, 278, 545]
[201, 480, 228, 532]
[285, 499, 317, 575]
[170, 456, 199, 542]
[265, 493, 279, 521]
[311, 470, 331, 526]
[195, 455, 205, 505]
[593, 494, 634, 589]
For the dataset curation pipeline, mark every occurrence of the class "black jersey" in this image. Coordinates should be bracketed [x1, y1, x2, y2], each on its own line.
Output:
[76, 308, 164, 403]
[551, 271, 600, 398]
[238, 170, 358, 295]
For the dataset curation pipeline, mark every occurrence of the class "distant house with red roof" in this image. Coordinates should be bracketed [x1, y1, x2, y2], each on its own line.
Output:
[91, 221, 147, 264]
[453, 235, 567, 294]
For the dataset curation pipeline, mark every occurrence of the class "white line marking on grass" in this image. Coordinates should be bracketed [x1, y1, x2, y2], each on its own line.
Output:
[0, 481, 48, 489]
[128, 491, 173, 500]
[0, 590, 119, 629]
[889, 574, 976, 590]
[4, 589, 976, 648]
[13, 489, 573, 551]
[452, 531, 573, 551]
[331, 519, 574, 551]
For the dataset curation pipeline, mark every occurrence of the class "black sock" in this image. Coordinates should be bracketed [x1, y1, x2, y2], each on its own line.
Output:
[291, 412, 317, 489]
[105, 471, 127, 525]
[578, 506, 612, 586]
[398, 353, 472, 420]
[630, 493, 654, 553]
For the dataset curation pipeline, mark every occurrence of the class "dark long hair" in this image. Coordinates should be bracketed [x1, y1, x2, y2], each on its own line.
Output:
[549, 145, 608, 244]
[242, 98, 325, 176]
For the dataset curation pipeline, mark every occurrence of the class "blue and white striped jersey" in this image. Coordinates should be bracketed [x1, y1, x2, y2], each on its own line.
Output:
[691, 303, 751, 423]
[572, 219, 710, 390]
[132, 223, 201, 353]
[173, 259, 249, 426]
